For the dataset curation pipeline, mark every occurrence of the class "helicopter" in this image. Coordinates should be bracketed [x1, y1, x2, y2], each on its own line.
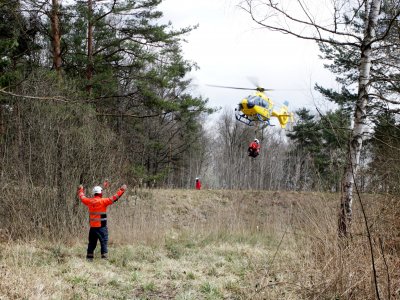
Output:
[208, 84, 295, 130]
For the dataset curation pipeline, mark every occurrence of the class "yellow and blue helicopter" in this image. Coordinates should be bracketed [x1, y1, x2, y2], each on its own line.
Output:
[209, 84, 294, 129]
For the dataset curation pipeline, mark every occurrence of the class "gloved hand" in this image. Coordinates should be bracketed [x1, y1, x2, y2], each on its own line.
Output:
[121, 184, 127, 190]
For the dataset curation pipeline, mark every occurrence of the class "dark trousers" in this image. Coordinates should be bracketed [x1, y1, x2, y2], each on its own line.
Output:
[248, 149, 259, 158]
[87, 226, 108, 258]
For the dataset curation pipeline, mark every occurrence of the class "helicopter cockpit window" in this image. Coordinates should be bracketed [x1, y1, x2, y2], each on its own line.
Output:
[248, 96, 268, 108]
[259, 98, 267, 108]
[247, 96, 256, 108]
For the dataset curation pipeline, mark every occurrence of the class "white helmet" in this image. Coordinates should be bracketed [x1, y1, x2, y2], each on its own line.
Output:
[254, 139, 259, 143]
[92, 186, 103, 195]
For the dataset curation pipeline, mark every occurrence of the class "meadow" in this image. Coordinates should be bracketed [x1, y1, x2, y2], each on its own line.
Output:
[0, 189, 398, 299]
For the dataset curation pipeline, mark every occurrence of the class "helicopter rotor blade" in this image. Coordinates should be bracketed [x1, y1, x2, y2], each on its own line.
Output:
[206, 84, 274, 92]
[247, 76, 260, 88]
[206, 84, 256, 91]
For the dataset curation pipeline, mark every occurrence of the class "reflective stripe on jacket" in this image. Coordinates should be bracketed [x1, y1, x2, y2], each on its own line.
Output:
[78, 187, 125, 227]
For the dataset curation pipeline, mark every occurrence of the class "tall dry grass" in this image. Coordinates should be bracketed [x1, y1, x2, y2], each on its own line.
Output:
[107, 189, 400, 299]
[109, 189, 292, 245]
[0, 188, 399, 299]
[264, 192, 400, 300]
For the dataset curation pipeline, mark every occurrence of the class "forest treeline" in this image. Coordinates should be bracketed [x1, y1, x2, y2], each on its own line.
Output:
[0, 0, 400, 238]
[1, 0, 214, 188]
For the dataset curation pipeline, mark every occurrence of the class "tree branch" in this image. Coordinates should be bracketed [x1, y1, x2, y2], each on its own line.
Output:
[238, 0, 363, 46]
[0, 88, 68, 102]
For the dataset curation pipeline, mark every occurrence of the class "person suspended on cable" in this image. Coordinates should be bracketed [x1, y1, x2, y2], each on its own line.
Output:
[248, 138, 260, 158]
[77, 183, 127, 261]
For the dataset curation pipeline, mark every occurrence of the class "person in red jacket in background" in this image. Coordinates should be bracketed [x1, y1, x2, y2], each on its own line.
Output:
[77, 183, 127, 261]
[248, 138, 261, 158]
[195, 177, 201, 190]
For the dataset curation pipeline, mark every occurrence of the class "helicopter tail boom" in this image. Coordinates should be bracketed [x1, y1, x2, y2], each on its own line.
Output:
[272, 103, 294, 129]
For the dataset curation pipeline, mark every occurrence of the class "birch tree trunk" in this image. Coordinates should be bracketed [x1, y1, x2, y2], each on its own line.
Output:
[338, 0, 381, 237]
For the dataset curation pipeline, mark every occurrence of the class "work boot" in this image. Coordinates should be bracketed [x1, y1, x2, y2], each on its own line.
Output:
[101, 253, 108, 260]
[86, 253, 94, 262]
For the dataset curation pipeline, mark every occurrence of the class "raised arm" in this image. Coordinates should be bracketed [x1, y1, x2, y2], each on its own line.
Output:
[77, 185, 92, 205]
[106, 184, 127, 205]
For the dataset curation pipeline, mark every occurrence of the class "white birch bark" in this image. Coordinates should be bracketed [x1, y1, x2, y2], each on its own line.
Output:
[339, 0, 382, 236]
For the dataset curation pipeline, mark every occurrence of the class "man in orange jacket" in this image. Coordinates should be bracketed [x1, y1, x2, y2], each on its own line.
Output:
[77, 184, 127, 261]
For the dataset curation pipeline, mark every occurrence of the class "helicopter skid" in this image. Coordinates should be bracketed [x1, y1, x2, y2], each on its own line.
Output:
[235, 113, 271, 128]
[235, 113, 255, 126]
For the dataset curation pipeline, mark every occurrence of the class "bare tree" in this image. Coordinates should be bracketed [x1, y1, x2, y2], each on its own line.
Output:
[239, 0, 400, 236]
[50, 0, 62, 77]
[213, 109, 292, 190]
[86, 0, 94, 93]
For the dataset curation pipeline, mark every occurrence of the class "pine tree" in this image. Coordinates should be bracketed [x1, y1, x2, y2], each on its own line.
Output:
[286, 108, 349, 191]
[368, 111, 400, 194]
[0, 0, 39, 87]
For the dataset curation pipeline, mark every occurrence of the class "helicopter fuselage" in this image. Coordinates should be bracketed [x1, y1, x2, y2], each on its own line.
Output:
[235, 91, 293, 128]
[237, 92, 273, 122]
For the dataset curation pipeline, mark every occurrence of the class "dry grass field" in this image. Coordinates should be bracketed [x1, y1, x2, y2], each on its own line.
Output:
[0, 189, 399, 299]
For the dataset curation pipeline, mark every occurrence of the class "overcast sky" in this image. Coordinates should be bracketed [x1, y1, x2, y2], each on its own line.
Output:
[159, 0, 338, 122]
